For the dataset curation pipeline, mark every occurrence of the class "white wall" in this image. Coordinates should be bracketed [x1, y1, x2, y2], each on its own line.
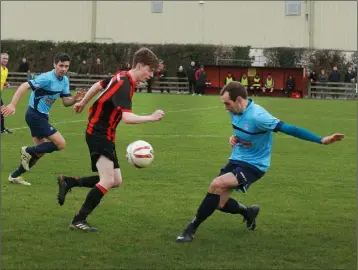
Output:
[313, 1, 357, 51]
[1, 1, 356, 51]
[1, 1, 92, 42]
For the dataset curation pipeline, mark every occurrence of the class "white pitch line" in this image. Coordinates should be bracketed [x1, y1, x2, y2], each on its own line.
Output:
[10, 119, 86, 131]
[60, 133, 355, 140]
[9, 106, 221, 131]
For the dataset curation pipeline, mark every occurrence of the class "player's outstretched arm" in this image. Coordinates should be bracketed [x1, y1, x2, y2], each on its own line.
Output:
[62, 89, 86, 107]
[73, 82, 103, 113]
[122, 110, 165, 124]
[276, 122, 344, 145]
[1, 82, 30, 117]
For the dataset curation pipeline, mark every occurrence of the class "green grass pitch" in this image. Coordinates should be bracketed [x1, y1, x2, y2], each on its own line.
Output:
[1, 89, 356, 269]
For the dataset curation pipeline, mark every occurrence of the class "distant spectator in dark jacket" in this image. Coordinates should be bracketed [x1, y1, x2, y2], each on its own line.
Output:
[318, 69, 328, 99]
[177, 66, 186, 94]
[284, 75, 295, 97]
[18, 58, 30, 73]
[345, 66, 356, 83]
[329, 66, 340, 99]
[187, 61, 198, 94]
[76, 60, 90, 74]
[309, 71, 318, 98]
[91, 58, 105, 75]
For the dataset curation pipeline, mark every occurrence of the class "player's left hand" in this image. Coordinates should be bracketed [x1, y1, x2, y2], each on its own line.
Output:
[151, 109, 165, 121]
[321, 133, 345, 145]
[74, 89, 86, 101]
[229, 135, 238, 147]
[1, 103, 16, 117]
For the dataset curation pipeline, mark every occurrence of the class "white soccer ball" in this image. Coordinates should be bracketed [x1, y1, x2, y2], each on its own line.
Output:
[126, 140, 154, 168]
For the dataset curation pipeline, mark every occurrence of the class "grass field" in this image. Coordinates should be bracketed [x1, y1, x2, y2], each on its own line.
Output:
[1, 89, 356, 269]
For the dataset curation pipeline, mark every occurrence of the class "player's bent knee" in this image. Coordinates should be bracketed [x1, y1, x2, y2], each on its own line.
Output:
[209, 178, 226, 194]
[55, 140, 66, 150]
[218, 202, 226, 209]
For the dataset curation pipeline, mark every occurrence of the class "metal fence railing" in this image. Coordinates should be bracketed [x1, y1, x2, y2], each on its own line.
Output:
[6, 72, 190, 92]
[308, 82, 357, 100]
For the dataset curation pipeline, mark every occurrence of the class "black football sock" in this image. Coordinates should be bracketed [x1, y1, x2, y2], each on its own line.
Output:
[219, 198, 248, 218]
[189, 193, 220, 231]
[68, 175, 100, 188]
[72, 184, 107, 223]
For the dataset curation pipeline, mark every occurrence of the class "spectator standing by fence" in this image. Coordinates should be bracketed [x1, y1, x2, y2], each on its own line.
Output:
[187, 61, 198, 95]
[91, 58, 105, 75]
[329, 66, 340, 99]
[76, 60, 90, 75]
[18, 58, 30, 73]
[318, 69, 328, 99]
[309, 71, 317, 98]
[177, 66, 186, 94]
[195, 65, 207, 96]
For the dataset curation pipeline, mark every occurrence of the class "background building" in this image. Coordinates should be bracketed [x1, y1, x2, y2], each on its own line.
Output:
[1, 1, 356, 51]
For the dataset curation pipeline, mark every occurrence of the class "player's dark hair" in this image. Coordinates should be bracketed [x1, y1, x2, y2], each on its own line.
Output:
[54, 53, 71, 64]
[220, 81, 247, 100]
[132, 48, 159, 70]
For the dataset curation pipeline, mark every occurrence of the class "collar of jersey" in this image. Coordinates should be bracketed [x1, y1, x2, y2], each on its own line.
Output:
[239, 98, 253, 115]
[51, 70, 64, 81]
[126, 71, 138, 88]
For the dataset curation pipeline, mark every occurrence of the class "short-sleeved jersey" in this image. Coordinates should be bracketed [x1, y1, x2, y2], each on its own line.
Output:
[28, 70, 71, 114]
[86, 71, 136, 142]
[229, 99, 281, 172]
[98, 71, 121, 89]
[1, 66, 8, 91]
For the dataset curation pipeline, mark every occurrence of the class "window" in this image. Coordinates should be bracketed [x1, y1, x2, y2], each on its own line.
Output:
[285, 1, 301, 16]
[151, 1, 163, 13]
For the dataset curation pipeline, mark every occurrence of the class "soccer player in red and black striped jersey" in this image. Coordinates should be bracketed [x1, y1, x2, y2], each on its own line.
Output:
[56, 48, 165, 232]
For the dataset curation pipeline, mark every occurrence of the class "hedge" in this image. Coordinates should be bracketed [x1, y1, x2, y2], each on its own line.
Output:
[1, 40, 252, 76]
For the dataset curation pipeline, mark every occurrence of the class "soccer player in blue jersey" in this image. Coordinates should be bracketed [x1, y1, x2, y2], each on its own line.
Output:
[1, 53, 85, 185]
[176, 81, 344, 243]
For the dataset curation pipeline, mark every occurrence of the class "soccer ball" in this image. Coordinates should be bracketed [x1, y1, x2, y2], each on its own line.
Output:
[126, 140, 154, 168]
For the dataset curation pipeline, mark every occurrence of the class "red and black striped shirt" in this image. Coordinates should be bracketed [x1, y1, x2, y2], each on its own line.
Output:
[86, 71, 137, 142]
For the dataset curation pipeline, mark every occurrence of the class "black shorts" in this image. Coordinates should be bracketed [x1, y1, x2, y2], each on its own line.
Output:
[218, 160, 265, 192]
[85, 133, 120, 172]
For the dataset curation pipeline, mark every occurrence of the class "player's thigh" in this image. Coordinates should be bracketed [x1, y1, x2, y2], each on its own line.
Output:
[46, 131, 66, 150]
[219, 189, 233, 208]
[96, 155, 115, 190]
[209, 172, 239, 194]
[113, 168, 122, 188]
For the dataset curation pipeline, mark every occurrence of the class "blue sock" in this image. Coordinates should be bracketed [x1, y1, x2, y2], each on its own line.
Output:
[11, 156, 40, 178]
[26, 142, 59, 155]
[11, 165, 26, 178]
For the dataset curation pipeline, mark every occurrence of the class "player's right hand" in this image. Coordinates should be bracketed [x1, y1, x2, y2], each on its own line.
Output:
[229, 135, 238, 147]
[1, 103, 16, 117]
[151, 109, 165, 121]
[73, 102, 85, 114]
